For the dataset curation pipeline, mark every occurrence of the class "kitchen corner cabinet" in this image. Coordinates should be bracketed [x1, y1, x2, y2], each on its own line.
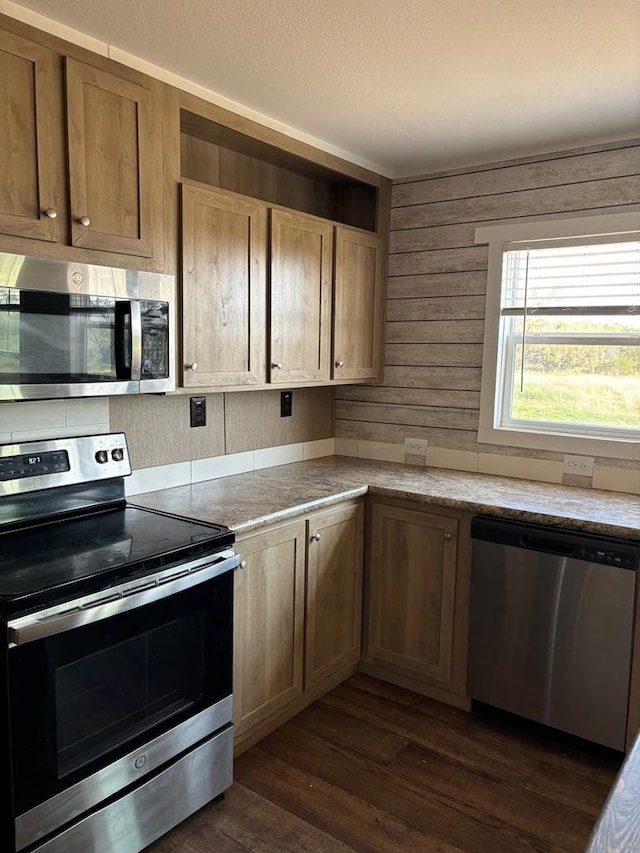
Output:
[269, 209, 333, 384]
[333, 226, 383, 381]
[234, 501, 364, 748]
[181, 182, 267, 386]
[364, 501, 470, 698]
[0, 20, 164, 267]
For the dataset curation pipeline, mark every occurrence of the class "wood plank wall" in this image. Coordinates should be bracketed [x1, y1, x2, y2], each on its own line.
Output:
[335, 138, 640, 455]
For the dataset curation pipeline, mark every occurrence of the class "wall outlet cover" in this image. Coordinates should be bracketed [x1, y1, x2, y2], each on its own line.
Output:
[189, 396, 206, 428]
[280, 390, 293, 417]
[562, 454, 594, 477]
[404, 437, 428, 456]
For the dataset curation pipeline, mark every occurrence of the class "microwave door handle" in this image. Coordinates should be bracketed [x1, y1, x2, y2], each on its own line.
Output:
[114, 301, 142, 380]
[130, 300, 142, 379]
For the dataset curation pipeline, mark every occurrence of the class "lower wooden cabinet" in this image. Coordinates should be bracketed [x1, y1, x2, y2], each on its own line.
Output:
[305, 502, 364, 688]
[233, 520, 306, 740]
[233, 501, 364, 749]
[363, 500, 471, 702]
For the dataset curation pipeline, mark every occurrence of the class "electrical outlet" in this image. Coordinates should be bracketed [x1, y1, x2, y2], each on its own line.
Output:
[562, 454, 594, 477]
[189, 396, 206, 428]
[404, 437, 428, 456]
[280, 390, 292, 417]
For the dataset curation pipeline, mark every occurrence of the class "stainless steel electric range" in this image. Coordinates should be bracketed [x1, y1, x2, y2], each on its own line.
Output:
[0, 432, 238, 853]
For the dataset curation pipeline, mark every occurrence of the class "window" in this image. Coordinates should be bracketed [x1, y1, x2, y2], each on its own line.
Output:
[476, 213, 640, 459]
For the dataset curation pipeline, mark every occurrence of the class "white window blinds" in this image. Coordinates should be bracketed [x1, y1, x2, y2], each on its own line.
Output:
[500, 240, 640, 315]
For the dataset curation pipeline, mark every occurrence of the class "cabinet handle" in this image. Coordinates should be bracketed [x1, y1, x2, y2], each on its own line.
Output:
[43, 208, 57, 219]
[77, 216, 91, 227]
[185, 362, 198, 372]
[272, 362, 283, 370]
[239, 560, 247, 570]
[444, 532, 453, 540]
[335, 360, 344, 368]
[312, 532, 321, 542]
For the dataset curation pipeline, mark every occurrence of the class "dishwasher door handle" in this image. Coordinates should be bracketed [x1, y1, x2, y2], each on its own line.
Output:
[520, 535, 575, 555]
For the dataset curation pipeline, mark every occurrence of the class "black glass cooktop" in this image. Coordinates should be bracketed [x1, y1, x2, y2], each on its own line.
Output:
[0, 504, 233, 614]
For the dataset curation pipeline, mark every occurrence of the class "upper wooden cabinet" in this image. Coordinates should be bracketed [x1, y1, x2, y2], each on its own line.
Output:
[269, 209, 333, 384]
[178, 97, 390, 390]
[0, 29, 62, 242]
[333, 226, 383, 381]
[181, 182, 266, 387]
[65, 58, 163, 259]
[178, 193, 385, 390]
[0, 19, 165, 269]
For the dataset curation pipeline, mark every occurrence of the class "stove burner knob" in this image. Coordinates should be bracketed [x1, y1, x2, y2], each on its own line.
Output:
[95, 450, 108, 464]
[111, 448, 124, 462]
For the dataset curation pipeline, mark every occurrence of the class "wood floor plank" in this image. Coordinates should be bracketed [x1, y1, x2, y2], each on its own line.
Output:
[147, 674, 618, 853]
[320, 681, 541, 786]
[524, 760, 616, 819]
[292, 701, 411, 763]
[255, 718, 556, 852]
[389, 740, 596, 851]
[338, 675, 620, 786]
[235, 746, 461, 852]
[189, 785, 351, 852]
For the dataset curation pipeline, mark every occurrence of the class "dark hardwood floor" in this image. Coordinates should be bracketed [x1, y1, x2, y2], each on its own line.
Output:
[149, 674, 621, 852]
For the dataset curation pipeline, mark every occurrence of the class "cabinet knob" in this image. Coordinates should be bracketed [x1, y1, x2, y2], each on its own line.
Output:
[185, 362, 198, 372]
[272, 362, 283, 370]
[43, 208, 57, 219]
[312, 532, 321, 542]
[444, 532, 453, 540]
[77, 215, 91, 227]
[335, 360, 345, 368]
[239, 560, 247, 570]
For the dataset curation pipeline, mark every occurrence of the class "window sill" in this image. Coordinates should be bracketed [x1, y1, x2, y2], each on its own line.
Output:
[478, 426, 640, 461]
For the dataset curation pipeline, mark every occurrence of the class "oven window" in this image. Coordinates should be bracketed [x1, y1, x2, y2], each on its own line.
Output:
[9, 572, 232, 816]
[55, 613, 204, 778]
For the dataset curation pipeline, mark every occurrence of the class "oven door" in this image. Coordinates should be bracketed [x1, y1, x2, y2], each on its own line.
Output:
[7, 554, 235, 851]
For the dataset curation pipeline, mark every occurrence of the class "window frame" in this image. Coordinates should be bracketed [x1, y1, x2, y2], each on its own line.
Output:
[475, 212, 640, 461]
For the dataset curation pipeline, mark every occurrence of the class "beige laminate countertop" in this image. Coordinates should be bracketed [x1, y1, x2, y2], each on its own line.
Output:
[131, 456, 640, 539]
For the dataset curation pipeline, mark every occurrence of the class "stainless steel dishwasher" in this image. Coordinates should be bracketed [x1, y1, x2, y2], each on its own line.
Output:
[468, 516, 639, 750]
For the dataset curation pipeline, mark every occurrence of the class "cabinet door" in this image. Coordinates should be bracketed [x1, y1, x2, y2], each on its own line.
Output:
[234, 522, 305, 738]
[333, 226, 383, 381]
[367, 503, 458, 686]
[305, 502, 364, 689]
[65, 58, 163, 259]
[181, 183, 266, 387]
[270, 209, 332, 383]
[0, 30, 61, 242]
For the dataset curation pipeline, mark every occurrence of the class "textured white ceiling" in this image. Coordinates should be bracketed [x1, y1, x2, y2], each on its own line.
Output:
[5, 0, 640, 177]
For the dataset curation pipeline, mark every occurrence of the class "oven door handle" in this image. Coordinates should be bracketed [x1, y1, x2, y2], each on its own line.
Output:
[7, 551, 240, 647]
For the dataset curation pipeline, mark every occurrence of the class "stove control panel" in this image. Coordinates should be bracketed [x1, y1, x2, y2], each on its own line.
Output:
[0, 433, 131, 494]
[0, 449, 70, 481]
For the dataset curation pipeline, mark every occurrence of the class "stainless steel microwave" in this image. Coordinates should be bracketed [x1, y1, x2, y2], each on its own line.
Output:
[0, 253, 175, 400]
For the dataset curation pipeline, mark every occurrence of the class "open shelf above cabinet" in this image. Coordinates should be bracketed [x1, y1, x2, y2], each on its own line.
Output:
[179, 109, 378, 232]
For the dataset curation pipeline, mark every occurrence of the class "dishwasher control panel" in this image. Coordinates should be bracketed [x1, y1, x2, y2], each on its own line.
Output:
[575, 545, 637, 569]
[471, 515, 639, 571]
